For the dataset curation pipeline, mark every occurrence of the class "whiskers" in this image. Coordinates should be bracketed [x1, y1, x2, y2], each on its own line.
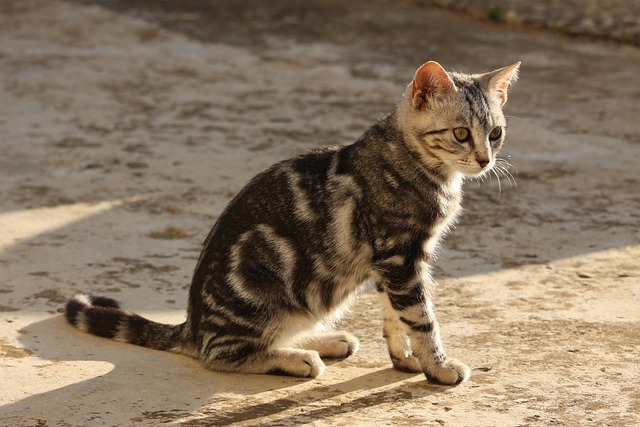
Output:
[477, 156, 517, 197]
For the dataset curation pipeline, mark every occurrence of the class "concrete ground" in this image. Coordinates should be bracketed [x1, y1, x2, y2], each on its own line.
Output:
[1, 0, 639, 426]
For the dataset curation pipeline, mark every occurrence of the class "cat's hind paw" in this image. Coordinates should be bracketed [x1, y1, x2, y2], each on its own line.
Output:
[425, 359, 471, 385]
[302, 331, 360, 359]
[293, 350, 326, 378]
[266, 349, 326, 378]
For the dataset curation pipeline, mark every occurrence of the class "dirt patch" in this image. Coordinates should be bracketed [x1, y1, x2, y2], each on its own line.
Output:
[147, 226, 194, 240]
[0, 341, 33, 359]
[31, 289, 67, 305]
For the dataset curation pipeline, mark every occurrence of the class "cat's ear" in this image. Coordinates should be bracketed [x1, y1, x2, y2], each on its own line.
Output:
[411, 61, 456, 110]
[484, 61, 521, 106]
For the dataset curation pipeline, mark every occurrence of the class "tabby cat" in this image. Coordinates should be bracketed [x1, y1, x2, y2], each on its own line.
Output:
[66, 60, 520, 385]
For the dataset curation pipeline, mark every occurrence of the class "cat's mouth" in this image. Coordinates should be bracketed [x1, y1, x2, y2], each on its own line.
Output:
[463, 157, 517, 193]
[456, 160, 494, 178]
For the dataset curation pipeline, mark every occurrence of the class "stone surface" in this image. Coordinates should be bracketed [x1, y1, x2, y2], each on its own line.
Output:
[1, 1, 639, 426]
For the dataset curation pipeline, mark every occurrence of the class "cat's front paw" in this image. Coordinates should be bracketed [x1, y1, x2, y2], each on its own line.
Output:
[424, 359, 471, 385]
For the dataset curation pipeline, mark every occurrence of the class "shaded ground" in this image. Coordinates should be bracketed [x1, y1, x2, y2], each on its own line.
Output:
[1, 0, 639, 426]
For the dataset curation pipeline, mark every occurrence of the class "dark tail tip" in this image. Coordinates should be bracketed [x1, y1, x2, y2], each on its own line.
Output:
[89, 295, 120, 309]
[65, 294, 88, 326]
[64, 294, 121, 327]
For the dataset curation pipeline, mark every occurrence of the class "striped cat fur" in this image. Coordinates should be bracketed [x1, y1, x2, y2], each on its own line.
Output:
[66, 61, 520, 384]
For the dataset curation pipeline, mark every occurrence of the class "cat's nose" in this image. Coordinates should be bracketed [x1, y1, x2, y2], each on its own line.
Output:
[476, 158, 490, 168]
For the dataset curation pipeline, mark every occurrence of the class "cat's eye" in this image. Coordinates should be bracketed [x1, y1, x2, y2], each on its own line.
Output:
[453, 127, 471, 143]
[489, 127, 503, 141]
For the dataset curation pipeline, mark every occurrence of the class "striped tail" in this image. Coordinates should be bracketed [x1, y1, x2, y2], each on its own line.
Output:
[65, 294, 190, 355]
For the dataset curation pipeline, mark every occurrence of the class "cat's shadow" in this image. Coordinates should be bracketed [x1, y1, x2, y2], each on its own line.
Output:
[7, 315, 446, 424]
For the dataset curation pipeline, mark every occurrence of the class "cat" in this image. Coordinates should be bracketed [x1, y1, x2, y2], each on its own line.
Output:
[65, 60, 520, 385]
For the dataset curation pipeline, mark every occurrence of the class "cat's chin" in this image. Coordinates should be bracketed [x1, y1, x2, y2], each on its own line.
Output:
[460, 167, 492, 179]
[445, 163, 493, 180]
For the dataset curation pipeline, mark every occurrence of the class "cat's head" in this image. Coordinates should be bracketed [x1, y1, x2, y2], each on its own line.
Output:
[397, 61, 520, 180]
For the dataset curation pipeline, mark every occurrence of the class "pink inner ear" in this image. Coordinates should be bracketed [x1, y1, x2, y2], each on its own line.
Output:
[493, 80, 510, 103]
[411, 61, 454, 100]
[489, 63, 520, 105]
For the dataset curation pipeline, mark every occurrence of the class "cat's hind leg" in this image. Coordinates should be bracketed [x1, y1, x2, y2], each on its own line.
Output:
[299, 331, 360, 359]
[203, 347, 326, 378]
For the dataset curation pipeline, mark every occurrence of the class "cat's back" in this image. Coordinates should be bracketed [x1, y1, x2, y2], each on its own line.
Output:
[223, 146, 340, 228]
[197, 145, 346, 268]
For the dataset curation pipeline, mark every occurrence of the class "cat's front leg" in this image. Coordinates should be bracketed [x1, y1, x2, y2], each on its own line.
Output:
[398, 298, 470, 384]
[379, 291, 422, 373]
[379, 272, 470, 385]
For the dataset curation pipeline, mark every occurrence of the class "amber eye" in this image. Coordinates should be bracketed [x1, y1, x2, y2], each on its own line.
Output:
[489, 127, 503, 141]
[453, 127, 471, 143]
